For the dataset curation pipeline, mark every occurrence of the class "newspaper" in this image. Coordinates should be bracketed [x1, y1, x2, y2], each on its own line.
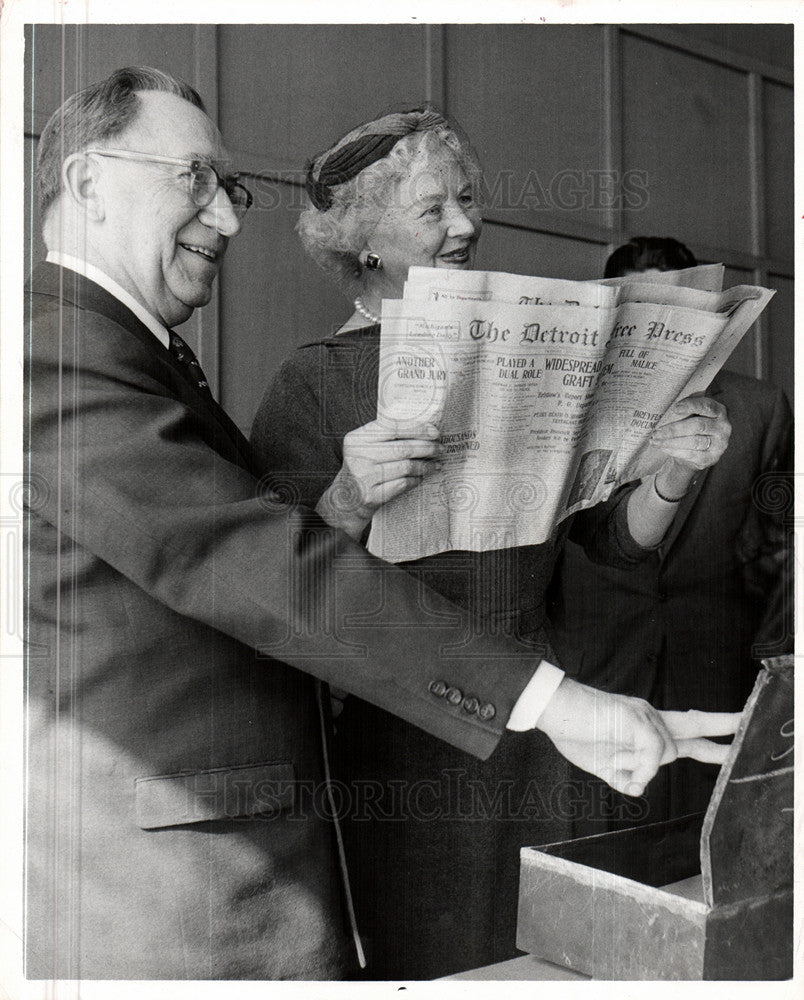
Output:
[367, 267, 774, 563]
[402, 261, 726, 302]
[596, 261, 726, 292]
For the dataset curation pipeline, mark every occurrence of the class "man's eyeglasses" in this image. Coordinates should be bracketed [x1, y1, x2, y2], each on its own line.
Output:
[84, 148, 253, 219]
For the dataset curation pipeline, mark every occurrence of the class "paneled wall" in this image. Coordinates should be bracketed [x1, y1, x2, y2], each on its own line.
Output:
[24, 23, 794, 433]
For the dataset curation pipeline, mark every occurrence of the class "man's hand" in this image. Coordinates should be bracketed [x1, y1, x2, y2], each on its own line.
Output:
[315, 419, 441, 540]
[660, 709, 744, 765]
[537, 677, 741, 796]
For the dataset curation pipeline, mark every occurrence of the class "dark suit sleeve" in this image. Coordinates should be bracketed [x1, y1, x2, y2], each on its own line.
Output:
[567, 484, 649, 568]
[27, 306, 541, 760]
[740, 387, 794, 657]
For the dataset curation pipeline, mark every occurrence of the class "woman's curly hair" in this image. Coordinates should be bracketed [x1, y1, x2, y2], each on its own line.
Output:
[298, 108, 483, 298]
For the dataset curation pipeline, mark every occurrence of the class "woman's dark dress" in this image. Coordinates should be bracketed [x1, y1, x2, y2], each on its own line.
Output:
[250, 326, 646, 980]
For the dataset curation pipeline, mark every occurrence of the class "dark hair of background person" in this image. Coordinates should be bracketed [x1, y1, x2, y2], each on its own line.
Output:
[36, 66, 205, 218]
[604, 236, 698, 279]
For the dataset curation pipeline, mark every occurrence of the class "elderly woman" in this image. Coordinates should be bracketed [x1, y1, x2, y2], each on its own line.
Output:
[250, 108, 731, 980]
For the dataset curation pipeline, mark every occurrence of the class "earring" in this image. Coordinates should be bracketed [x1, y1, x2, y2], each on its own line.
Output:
[360, 250, 383, 271]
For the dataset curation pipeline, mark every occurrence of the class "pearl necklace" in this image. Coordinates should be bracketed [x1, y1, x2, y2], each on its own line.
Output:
[354, 297, 381, 325]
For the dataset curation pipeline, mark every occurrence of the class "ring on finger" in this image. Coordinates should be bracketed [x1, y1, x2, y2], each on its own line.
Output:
[699, 433, 712, 451]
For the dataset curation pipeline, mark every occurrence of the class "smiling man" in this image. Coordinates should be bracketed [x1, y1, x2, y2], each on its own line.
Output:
[38, 78, 244, 331]
[24, 67, 739, 982]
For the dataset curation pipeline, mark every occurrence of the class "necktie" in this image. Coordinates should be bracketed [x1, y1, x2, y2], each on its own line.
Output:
[169, 331, 211, 395]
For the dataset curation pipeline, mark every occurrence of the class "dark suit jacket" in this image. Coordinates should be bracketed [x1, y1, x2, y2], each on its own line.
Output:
[24, 263, 542, 980]
[547, 369, 793, 817]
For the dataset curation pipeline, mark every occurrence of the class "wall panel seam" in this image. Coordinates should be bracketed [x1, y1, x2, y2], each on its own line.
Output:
[619, 25, 793, 85]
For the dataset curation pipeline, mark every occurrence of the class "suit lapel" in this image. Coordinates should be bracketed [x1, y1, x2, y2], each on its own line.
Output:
[657, 376, 724, 560]
[30, 263, 255, 474]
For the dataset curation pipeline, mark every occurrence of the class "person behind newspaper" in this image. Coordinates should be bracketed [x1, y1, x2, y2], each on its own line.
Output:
[548, 235, 793, 827]
[249, 110, 735, 979]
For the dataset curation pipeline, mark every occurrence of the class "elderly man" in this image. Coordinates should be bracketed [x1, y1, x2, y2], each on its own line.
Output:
[25, 68, 737, 980]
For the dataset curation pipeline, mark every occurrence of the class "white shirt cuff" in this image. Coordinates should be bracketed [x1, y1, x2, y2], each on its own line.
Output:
[506, 661, 565, 731]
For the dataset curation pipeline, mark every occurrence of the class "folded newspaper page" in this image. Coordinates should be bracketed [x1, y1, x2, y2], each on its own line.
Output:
[367, 267, 774, 563]
[596, 261, 725, 292]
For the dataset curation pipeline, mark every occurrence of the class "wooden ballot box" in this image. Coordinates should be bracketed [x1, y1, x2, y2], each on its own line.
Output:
[516, 656, 793, 980]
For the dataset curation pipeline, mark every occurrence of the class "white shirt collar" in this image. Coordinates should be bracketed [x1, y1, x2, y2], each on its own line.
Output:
[45, 251, 171, 350]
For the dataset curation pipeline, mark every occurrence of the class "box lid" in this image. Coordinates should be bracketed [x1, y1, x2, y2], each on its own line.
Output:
[700, 655, 793, 906]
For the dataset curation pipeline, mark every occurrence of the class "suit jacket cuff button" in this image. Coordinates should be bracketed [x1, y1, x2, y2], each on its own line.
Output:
[445, 686, 463, 706]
